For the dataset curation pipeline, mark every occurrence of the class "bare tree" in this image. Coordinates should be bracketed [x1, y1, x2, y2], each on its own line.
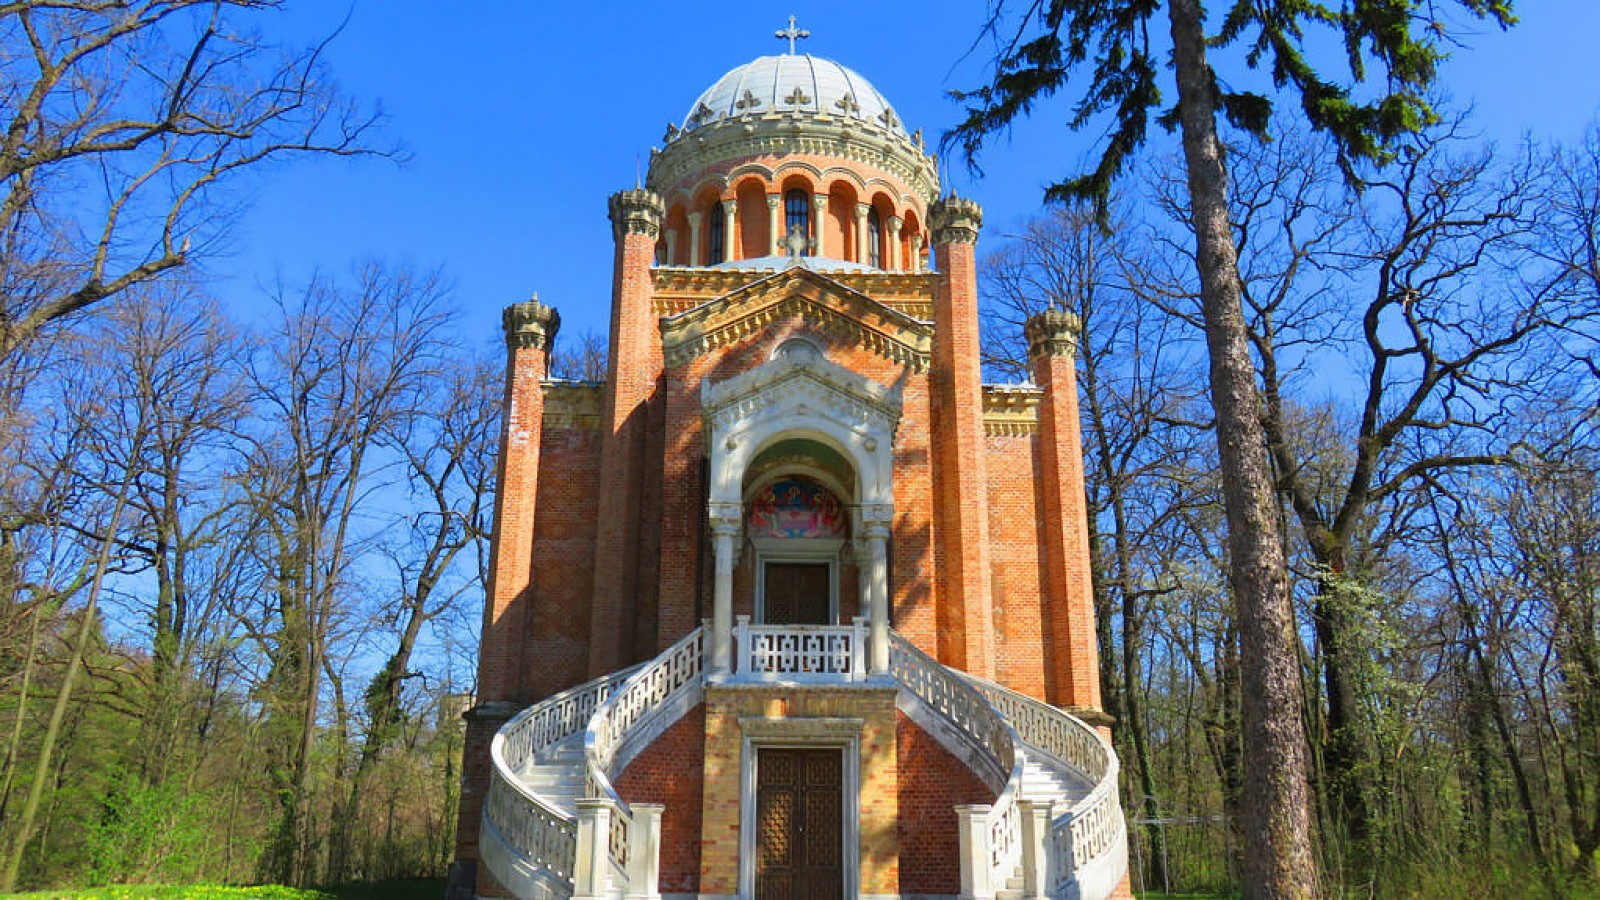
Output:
[326, 351, 498, 881]
[0, 1, 385, 361]
[239, 263, 450, 886]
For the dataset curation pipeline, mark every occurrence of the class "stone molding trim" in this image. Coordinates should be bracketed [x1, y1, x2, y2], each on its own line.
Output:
[648, 112, 938, 206]
[982, 385, 1043, 437]
[608, 188, 665, 239]
[660, 268, 933, 372]
[540, 381, 604, 431]
[1024, 308, 1082, 358]
[928, 196, 983, 246]
[502, 298, 560, 351]
[702, 350, 902, 519]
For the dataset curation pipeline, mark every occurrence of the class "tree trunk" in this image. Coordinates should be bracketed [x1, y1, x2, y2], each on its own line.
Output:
[1165, 1, 1320, 895]
[0, 471, 137, 891]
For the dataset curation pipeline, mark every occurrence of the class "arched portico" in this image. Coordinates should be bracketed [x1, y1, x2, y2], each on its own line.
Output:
[701, 339, 900, 675]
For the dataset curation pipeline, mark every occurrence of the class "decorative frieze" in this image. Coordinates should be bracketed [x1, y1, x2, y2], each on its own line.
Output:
[1024, 308, 1082, 358]
[542, 381, 604, 430]
[608, 188, 665, 239]
[982, 384, 1043, 436]
[503, 297, 560, 351]
[929, 196, 983, 246]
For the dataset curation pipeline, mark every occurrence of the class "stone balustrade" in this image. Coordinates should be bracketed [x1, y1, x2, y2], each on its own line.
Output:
[481, 626, 1125, 899]
[731, 617, 869, 681]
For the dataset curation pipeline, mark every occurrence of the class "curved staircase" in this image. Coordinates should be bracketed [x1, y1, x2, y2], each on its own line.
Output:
[479, 625, 1126, 899]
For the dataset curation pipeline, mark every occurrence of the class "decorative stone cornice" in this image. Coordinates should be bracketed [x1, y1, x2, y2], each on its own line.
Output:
[982, 384, 1043, 436]
[502, 298, 560, 351]
[608, 188, 665, 239]
[1024, 308, 1082, 358]
[647, 112, 940, 206]
[659, 268, 933, 372]
[650, 268, 938, 320]
[542, 381, 604, 431]
[702, 355, 903, 460]
[929, 196, 983, 246]
[1066, 705, 1116, 728]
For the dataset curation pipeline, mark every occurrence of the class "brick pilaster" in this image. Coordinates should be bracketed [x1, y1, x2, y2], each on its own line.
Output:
[929, 197, 995, 678]
[453, 300, 558, 877]
[1026, 309, 1103, 710]
[589, 189, 664, 677]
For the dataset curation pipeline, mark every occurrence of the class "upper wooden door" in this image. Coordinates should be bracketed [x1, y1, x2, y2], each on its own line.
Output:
[763, 562, 831, 624]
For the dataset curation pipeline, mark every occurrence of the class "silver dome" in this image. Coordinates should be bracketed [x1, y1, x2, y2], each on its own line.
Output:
[681, 54, 907, 137]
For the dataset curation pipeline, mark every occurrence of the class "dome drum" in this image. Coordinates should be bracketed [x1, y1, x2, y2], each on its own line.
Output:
[647, 53, 939, 272]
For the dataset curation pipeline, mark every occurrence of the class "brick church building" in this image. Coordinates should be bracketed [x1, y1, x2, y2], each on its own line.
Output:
[450, 27, 1129, 900]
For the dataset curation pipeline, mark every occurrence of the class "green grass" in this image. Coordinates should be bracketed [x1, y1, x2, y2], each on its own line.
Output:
[0, 878, 444, 900]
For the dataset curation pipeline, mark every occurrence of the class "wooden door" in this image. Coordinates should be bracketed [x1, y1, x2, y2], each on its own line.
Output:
[756, 747, 843, 900]
[764, 563, 831, 624]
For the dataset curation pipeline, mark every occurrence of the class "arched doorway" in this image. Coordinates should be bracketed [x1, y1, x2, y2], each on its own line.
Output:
[744, 462, 851, 624]
[701, 337, 901, 675]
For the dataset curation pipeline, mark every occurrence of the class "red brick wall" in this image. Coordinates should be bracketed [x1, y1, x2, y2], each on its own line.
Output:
[615, 704, 706, 894]
[521, 424, 600, 699]
[987, 432, 1048, 701]
[896, 710, 996, 894]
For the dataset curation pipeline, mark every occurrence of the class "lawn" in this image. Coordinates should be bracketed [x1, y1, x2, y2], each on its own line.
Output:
[0, 879, 444, 900]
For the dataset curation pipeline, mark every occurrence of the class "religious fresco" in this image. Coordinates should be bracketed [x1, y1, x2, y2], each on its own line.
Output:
[747, 476, 846, 539]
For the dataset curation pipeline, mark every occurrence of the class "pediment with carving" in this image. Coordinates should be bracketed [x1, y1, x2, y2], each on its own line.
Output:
[658, 268, 932, 372]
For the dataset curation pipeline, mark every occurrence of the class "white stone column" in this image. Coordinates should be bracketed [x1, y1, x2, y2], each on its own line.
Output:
[955, 803, 995, 900]
[686, 211, 702, 267]
[767, 194, 783, 256]
[626, 802, 665, 900]
[861, 504, 892, 674]
[887, 215, 903, 270]
[910, 233, 925, 273]
[709, 505, 740, 674]
[812, 193, 828, 257]
[720, 198, 737, 261]
[663, 228, 678, 266]
[573, 797, 615, 900]
[854, 203, 870, 264]
[1019, 799, 1053, 899]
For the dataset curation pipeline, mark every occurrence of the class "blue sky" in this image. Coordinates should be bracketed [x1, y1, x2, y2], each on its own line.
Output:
[216, 3, 1600, 350]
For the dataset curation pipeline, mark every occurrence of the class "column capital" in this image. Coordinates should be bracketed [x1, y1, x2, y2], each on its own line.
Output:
[766, 193, 782, 210]
[503, 298, 560, 351]
[929, 195, 983, 245]
[854, 202, 871, 219]
[1025, 308, 1082, 359]
[859, 503, 894, 537]
[709, 501, 742, 535]
[721, 197, 739, 215]
[608, 188, 664, 238]
[886, 214, 903, 235]
[687, 209, 703, 224]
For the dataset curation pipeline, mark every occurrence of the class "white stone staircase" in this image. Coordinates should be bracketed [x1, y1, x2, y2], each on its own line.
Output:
[479, 624, 1127, 900]
[521, 733, 587, 818]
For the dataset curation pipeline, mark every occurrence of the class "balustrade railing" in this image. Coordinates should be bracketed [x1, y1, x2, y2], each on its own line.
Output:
[485, 625, 1122, 900]
[733, 617, 867, 681]
[961, 673, 1125, 892]
[584, 627, 706, 883]
[889, 633, 1025, 893]
[485, 664, 641, 894]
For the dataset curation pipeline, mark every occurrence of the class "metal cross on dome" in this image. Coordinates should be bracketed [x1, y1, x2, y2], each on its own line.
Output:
[775, 15, 810, 54]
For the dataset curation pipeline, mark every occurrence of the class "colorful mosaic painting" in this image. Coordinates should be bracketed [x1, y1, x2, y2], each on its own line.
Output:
[747, 477, 846, 539]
